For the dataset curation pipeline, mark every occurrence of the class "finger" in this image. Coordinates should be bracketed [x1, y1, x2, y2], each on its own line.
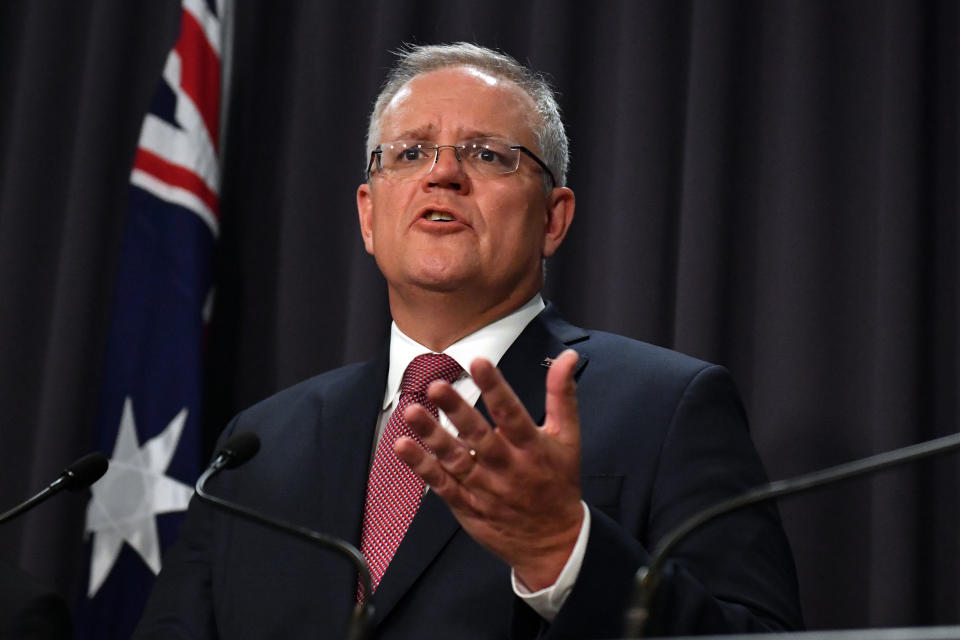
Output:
[394, 436, 459, 494]
[543, 349, 580, 442]
[403, 404, 454, 453]
[394, 437, 477, 510]
[424, 381, 493, 442]
[403, 404, 478, 478]
[423, 380, 513, 470]
[470, 358, 539, 447]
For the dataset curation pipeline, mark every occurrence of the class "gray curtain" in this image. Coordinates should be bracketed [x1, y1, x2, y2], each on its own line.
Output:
[0, 0, 956, 631]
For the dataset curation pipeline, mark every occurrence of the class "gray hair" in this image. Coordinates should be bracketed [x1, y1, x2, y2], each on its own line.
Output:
[366, 42, 569, 187]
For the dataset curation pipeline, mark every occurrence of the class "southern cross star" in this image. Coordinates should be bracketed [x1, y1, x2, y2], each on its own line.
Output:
[84, 396, 194, 597]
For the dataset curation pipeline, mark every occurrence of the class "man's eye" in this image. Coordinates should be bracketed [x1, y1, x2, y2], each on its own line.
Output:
[469, 145, 506, 164]
[399, 147, 423, 162]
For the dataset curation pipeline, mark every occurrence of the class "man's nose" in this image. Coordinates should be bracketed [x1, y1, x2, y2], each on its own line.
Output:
[426, 145, 466, 188]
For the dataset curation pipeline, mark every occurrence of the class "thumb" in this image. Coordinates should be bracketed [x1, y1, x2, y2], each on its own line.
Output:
[543, 349, 580, 443]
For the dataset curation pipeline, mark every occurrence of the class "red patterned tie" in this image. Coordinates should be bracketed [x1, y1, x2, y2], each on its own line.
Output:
[359, 353, 463, 595]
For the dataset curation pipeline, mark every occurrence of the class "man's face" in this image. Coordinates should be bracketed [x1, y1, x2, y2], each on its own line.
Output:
[357, 67, 574, 312]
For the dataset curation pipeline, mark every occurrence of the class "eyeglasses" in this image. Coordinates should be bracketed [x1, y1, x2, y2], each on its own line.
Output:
[367, 137, 557, 187]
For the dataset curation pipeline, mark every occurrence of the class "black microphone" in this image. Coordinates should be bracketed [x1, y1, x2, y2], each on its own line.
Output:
[195, 432, 374, 640]
[0, 452, 109, 524]
[623, 430, 960, 637]
[208, 430, 261, 470]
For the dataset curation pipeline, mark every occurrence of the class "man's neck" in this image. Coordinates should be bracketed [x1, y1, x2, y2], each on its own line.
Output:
[388, 286, 539, 352]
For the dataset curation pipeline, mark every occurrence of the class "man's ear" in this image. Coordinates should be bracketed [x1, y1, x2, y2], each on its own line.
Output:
[357, 182, 375, 255]
[542, 187, 575, 258]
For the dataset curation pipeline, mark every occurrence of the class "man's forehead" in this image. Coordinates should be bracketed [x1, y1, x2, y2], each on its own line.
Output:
[385, 84, 414, 114]
[385, 65, 506, 112]
[453, 65, 500, 86]
[379, 67, 539, 142]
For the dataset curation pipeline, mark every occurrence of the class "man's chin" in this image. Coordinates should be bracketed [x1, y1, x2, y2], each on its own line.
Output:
[404, 275, 469, 294]
[401, 259, 477, 293]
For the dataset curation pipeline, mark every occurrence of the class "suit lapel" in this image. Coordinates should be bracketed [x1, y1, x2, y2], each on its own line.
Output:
[370, 304, 590, 623]
[478, 303, 589, 425]
[369, 490, 459, 624]
[315, 347, 388, 545]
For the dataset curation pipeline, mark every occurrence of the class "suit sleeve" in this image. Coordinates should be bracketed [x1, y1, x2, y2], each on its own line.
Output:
[131, 420, 238, 640]
[0, 560, 72, 640]
[543, 364, 803, 638]
[132, 496, 218, 639]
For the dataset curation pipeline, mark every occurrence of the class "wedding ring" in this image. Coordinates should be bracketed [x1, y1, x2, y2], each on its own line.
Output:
[453, 449, 479, 482]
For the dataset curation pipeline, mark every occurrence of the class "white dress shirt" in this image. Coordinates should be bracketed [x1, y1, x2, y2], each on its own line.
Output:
[373, 294, 591, 621]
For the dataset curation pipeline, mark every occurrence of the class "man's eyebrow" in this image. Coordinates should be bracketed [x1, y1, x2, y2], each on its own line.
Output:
[389, 126, 504, 142]
[459, 131, 501, 141]
[393, 125, 436, 140]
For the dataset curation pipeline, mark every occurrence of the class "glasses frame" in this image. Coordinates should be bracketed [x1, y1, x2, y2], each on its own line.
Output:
[367, 141, 557, 188]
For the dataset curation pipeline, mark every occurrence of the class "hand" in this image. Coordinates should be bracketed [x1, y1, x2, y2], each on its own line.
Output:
[394, 348, 584, 591]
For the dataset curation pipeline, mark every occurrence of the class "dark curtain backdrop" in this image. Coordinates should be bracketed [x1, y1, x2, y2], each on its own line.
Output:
[0, 0, 956, 632]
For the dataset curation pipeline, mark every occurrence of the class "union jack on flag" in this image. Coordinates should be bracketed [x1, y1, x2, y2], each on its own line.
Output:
[76, 0, 226, 637]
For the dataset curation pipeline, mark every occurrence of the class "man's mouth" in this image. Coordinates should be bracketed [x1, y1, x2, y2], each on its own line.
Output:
[423, 210, 456, 222]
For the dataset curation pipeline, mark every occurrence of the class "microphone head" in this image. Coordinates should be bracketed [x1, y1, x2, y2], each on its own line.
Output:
[62, 453, 109, 490]
[220, 432, 260, 469]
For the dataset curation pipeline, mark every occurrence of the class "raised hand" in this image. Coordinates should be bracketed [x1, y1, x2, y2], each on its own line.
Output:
[395, 349, 584, 590]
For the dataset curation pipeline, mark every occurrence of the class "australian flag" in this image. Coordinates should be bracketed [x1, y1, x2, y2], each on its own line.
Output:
[75, 0, 225, 637]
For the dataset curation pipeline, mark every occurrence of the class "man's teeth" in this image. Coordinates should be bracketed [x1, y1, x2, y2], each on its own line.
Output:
[424, 211, 455, 222]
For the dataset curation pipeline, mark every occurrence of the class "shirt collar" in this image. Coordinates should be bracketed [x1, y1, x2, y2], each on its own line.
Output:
[382, 294, 546, 410]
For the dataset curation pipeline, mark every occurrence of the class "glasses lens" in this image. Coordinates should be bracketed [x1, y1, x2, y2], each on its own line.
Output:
[461, 139, 521, 176]
[373, 139, 524, 178]
[379, 141, 433, 175]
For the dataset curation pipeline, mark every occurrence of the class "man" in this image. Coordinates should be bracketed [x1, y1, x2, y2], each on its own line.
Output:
[0, 560, 71, 640]
[136, 43, 802, 638]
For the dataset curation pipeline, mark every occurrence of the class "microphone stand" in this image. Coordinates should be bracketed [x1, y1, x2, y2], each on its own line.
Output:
[0, 452, 108, 525]
[0, 480, 73, 525]
[624, 431, 960, 637]
[196, 456, 375, 640]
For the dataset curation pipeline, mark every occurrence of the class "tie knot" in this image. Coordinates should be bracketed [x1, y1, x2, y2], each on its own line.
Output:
[401, 353, 463, 396]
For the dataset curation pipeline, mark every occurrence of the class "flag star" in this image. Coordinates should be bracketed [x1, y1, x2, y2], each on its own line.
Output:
[84, 396, 194, 597]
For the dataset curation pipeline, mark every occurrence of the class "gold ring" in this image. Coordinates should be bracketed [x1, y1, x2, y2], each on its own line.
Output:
[453, 449, 479, 483]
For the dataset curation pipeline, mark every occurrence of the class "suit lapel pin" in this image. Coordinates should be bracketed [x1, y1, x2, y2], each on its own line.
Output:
[540, 357, 555, 368]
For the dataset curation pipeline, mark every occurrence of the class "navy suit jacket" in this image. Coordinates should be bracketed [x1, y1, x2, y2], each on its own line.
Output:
[0, 560, 71, 640]
[135, 305, 802, 638]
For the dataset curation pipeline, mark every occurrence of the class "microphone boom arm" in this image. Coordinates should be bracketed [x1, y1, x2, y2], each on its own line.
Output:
[625, 430, 960, 637]
[0, 484, 59, 524]
[0, 452, 108, 525]
[196, 456, 374, 639]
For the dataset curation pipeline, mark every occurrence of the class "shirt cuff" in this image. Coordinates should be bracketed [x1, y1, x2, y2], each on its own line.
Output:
[511, 501, 591, 622]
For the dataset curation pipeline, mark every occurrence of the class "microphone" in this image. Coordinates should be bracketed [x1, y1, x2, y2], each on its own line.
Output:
[623, 430, 960, 637]
[195, 433, 375, 640]
[0, 452, 109, 524]
[208, 430, 261, 470]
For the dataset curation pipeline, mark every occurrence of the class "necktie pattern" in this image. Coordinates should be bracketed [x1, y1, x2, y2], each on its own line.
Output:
[359, 353, 463, 595]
